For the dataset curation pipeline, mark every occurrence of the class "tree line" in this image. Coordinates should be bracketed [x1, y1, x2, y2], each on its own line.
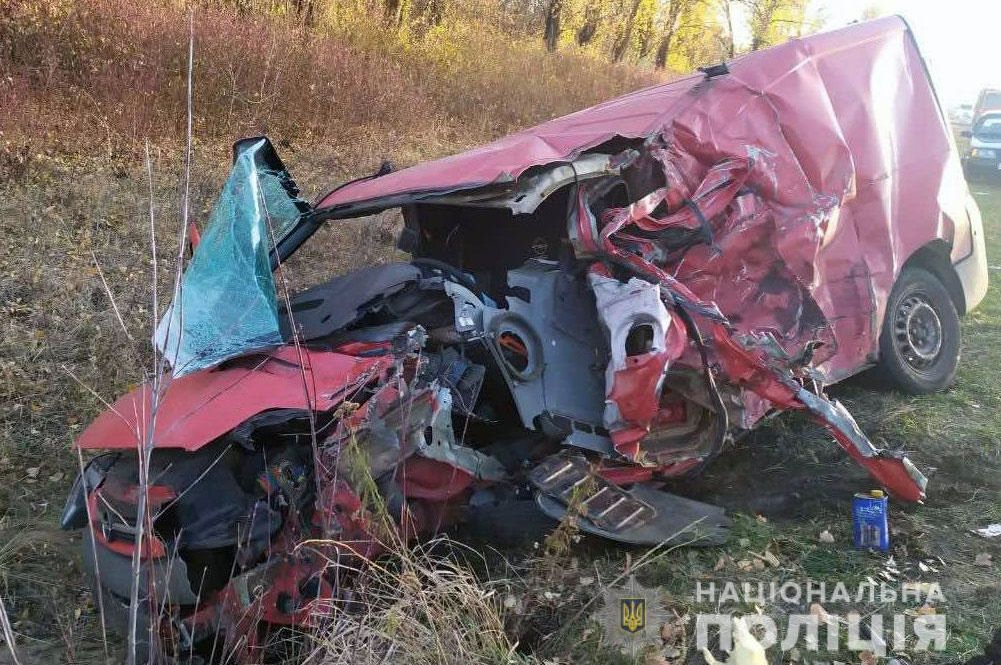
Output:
[538, 0, 824, 67]
[230, 0, 876, 73]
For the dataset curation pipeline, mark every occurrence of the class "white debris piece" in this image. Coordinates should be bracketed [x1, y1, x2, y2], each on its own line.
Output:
[973, 524, 1001, 538]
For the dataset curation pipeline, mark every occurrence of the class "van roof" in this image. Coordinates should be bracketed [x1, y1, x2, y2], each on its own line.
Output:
[313, 16, 918, 217]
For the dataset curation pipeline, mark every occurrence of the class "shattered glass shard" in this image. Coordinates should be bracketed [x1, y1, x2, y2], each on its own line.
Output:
[156, 138, 305, 376]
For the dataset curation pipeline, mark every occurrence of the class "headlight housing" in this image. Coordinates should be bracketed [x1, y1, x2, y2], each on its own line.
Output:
[971, 148, 997, 159]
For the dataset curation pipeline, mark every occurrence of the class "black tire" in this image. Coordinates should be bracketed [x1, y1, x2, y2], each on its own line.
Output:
[877, 267, 960, 394]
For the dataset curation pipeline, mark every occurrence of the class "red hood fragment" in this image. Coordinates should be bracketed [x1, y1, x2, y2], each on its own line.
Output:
[77, 347, 389, 451]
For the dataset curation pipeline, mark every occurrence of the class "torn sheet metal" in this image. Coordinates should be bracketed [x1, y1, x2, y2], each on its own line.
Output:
[588, 270, 686, 459]
[709, 323, 926, 501]
[418, 387, 507, 482]
[313, 18, 977, 330]
[530, 453, 729, 545]
[313, 15, 978, 382]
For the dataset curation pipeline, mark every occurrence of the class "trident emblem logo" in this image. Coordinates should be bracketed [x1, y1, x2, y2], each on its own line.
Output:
[620, 597, 646, 633]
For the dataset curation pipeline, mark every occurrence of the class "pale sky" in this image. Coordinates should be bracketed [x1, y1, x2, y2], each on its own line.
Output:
[814, 0, 997, 107]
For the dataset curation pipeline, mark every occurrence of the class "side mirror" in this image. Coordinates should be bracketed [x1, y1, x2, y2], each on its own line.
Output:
[961, 130, 973, 139]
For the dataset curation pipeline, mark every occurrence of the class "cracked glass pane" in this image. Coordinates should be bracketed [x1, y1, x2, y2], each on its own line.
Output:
[156, 138, 306, 376]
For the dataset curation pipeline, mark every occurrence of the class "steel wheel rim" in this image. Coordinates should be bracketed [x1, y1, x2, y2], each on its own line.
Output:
[893, 293, 942, 370]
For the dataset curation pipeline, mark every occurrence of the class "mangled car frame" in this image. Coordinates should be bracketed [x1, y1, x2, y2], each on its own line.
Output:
[62, 16, 988, 662]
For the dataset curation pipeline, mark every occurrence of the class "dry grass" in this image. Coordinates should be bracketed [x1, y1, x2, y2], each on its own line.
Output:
[305, 538, 525, 665]
[0, 0, 659, 161]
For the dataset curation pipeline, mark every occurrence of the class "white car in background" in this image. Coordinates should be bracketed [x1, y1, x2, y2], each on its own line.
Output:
[964, 111, 1001, 178]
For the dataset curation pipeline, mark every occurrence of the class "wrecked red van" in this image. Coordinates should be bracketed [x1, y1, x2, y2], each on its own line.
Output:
[62, 15, 987, 662]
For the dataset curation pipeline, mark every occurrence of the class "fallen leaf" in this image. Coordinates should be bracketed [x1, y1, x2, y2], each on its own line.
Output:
[755, 514, 768, 524]
[819, 529, 835, 543]
[761, 550, 780, 567]
[48, 471, 64, 482]
[643, 653, 669, 665]
[917, 604, 937, 615]
[809, 602, 833, 623]
[860, 649, 876, 665]
[714, 554, 731, 571]
[660, 620, 683, 644]
[26, 467, 39, 478]
[975, 552, 993, 567]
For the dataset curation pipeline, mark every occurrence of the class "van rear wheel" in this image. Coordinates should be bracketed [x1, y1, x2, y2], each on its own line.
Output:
[877, 267, 960, 394]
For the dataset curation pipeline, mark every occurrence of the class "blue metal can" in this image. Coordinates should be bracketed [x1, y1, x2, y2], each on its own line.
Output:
[853, 490, 889, 551]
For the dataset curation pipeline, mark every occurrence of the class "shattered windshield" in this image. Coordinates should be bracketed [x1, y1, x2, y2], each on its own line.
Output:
[156, 138, 308, 376]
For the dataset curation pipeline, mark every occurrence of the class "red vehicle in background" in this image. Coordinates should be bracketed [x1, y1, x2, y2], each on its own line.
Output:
[61, 15, 988, 663]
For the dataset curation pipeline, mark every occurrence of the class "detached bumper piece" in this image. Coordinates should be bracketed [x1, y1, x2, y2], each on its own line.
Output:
[796, 388, 928, 503]
[530, 454, 729, 545]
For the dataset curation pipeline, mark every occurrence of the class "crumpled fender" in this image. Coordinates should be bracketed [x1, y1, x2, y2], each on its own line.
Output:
[711, 324, 927, 502]
[76, 346, 390, 451]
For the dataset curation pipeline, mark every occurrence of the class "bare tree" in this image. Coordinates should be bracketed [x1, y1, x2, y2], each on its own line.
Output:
[719, 0, 736, 57]
[544, 0, 562, 51]
[576, 0, 601, 46]
[739, 0, 811, 51]
[383, 0, 402, 24]
[292, 0, 315, 27]
[654, 0, 701, 69]
[611, 0, 643, 62]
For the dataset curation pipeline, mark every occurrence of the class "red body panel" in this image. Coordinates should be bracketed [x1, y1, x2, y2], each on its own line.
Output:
[318, 16, 970, 383]
[76, 347, 389, 451]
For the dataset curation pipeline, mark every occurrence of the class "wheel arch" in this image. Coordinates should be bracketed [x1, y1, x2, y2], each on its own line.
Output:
[901, 240, 966, 315]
